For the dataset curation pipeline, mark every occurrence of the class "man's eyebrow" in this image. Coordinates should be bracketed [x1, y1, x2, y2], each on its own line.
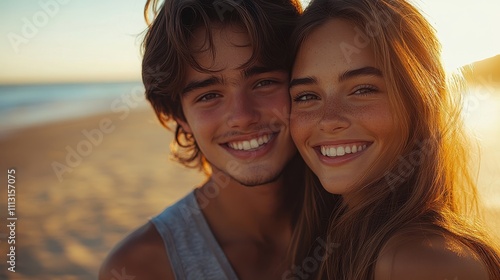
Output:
[289, 77, 317, 89]
[182, 76, 222, 95]
[181, 66, 279, 95]
[338, 66, 383, 82]
[243, 66, 279, 78]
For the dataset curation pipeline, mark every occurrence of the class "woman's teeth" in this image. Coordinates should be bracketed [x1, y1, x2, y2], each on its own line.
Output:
[320, 144, 367, 157]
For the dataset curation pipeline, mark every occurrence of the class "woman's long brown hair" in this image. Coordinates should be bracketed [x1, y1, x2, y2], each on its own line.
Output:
[288, 0, 500, 279]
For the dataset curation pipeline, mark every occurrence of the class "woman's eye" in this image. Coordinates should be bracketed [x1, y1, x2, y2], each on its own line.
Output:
[293, 93, 319, 102]
[197, 93, 220, 102]
[352, 85, 378, 95]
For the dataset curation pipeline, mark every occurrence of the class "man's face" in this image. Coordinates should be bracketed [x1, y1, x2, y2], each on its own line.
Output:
[178, 24, 296, 186]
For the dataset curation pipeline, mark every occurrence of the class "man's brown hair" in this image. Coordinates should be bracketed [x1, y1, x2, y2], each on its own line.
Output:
[142, 0, 302, 173]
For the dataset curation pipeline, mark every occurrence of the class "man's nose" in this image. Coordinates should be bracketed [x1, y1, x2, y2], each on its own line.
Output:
[226, 92, 261, 129]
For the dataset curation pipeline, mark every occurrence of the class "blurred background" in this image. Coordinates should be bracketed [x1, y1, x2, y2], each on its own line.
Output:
[0, 0, 499, 279]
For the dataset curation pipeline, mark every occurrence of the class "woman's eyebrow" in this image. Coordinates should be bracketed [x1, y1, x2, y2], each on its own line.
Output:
[338, 66, 383, 82]
[289, 76, 317, 89]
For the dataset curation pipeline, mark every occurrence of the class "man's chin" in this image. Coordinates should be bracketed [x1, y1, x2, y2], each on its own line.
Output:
[208, 161, 286, 187]
[231, 170, 283, 187]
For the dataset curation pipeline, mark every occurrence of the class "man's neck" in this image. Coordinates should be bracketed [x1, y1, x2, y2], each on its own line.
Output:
[195, 172, 292, 243]
[194, 162, 302, 279]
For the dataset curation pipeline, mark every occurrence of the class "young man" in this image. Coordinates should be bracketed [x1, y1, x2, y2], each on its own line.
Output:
[99, 0, 303, 279]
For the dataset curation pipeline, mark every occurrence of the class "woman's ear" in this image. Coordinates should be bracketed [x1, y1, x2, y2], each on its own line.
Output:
[175, 118, 192, 134]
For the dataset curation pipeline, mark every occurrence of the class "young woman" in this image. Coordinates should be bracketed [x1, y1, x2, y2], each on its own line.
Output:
[287, 0, 500, 279]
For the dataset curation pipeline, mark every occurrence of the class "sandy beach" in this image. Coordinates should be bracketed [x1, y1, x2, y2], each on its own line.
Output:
[0, 92, 499, 280]
[0, 107, 205, 279]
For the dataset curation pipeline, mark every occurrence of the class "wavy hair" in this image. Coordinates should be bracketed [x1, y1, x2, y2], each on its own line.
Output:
[141, 0, 302, 173]
[288, 0, 500, 279]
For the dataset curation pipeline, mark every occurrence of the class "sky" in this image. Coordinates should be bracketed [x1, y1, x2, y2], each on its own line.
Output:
[0, 0, 499, 84]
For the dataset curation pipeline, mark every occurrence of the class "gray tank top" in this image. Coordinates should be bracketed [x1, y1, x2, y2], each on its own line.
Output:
[151, 191, 239, 280]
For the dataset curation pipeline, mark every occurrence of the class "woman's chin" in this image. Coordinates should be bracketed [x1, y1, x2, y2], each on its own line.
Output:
[319, 179, 352, 195]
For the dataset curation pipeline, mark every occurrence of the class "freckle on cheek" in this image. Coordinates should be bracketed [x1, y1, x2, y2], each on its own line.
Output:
[338, 103, 354, 115]
[351, 105, 366, 116]
[292, 111, 320, 123]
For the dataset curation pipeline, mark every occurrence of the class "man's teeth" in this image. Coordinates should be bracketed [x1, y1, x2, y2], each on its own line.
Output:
[320, 144, 367, 157]
[228, 134, 272, 151]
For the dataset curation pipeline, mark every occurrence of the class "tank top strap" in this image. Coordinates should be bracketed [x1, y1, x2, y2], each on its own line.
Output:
[151, 190, 239, 280]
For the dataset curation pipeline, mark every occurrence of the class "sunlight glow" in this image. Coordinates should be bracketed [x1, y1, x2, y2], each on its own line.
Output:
[0, 0, 498, 84]
[301, 0, 500, 71]
[410, 0, 500, 71]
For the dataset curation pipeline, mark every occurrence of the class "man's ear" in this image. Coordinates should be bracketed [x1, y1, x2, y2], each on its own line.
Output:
[175, 118, 192, 134]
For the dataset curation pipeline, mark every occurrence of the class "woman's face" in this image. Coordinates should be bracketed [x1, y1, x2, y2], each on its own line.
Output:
[290, 19, 397, 196]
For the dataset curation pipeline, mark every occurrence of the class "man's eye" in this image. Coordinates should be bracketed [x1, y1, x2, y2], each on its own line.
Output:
[255, 80, 275, 88]
[197, 93, 220, 102]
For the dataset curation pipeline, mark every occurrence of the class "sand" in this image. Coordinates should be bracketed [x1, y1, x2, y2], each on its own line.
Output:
[0, 98, 499, 280]
[0, 108, 205, 279]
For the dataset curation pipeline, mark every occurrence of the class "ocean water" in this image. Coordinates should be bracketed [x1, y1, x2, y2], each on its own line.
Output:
[0, 82, 498, 207]
[0, 81, 148, 136]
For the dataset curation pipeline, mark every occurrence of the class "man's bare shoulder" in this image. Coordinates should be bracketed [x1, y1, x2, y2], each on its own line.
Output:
[99, 222, 174, 280]
[375, 231, 488, 280]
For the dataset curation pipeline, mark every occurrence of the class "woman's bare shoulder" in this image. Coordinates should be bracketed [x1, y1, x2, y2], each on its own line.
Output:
[374, 230, 488, 280]
[99, 222, 174, 280]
